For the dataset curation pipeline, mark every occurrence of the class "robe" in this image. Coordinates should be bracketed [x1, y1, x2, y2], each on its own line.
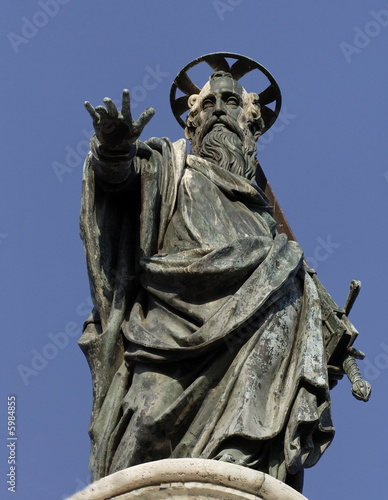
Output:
[79, 136, 334, 491]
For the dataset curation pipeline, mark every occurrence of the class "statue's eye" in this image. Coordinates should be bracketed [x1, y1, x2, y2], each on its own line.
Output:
[226, 96, 240, 107]
[202, 98, 215, 110]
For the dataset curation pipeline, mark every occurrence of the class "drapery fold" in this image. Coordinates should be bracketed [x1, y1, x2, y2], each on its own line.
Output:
[79, 137, 334, 487]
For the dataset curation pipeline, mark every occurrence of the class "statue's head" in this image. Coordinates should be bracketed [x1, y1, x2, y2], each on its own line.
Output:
[185, 71, 264, 145]
[184, 71, 263, 180]
[170, 53, 282, 180]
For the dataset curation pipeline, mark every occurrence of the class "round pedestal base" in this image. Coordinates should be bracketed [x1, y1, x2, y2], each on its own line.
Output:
[67, 459, 309, 500]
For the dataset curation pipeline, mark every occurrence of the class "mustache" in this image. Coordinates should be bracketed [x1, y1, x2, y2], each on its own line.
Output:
[199, 115, 245, 143]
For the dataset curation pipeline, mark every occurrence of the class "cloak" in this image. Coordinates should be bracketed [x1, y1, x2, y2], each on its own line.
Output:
[79, 136, 334, 489]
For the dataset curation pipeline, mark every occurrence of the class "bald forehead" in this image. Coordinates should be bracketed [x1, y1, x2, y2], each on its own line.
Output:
[209, 76, 244, 96]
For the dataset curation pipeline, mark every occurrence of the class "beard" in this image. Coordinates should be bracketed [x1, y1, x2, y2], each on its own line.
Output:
[191, 116, 257, 181]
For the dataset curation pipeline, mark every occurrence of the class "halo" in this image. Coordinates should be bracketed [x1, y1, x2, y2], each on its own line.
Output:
[170, 52, 282, 134]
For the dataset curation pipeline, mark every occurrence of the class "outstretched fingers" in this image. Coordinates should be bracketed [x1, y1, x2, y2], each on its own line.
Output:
[84, 101, 100, 124]
[103, 97, 119, 117]
[85, 92, 154, 144]
[133, 107, 155, 134]
[121, 89, 132, 122]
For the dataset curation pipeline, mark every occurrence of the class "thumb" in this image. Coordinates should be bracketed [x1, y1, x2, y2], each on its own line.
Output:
[133, 107, 155, 133]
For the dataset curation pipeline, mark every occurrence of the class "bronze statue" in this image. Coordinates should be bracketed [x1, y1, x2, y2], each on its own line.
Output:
[79, 53, 369, 493]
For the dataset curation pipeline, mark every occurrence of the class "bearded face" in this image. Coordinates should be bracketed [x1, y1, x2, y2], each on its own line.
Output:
[185, 72, 262, 181]
[196, 115, 258, 180]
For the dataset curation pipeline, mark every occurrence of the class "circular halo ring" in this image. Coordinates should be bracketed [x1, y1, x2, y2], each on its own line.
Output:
[170, 52, 282, 134]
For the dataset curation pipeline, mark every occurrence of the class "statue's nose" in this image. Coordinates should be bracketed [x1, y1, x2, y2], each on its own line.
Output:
[213, 99, 226, 117]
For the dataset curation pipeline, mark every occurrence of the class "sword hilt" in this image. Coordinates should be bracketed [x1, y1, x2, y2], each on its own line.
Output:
[343, 280, 361, 317]
[343, 354, 371, 402]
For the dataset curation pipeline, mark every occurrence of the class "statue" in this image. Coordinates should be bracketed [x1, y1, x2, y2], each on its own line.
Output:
[79, 53, 370, 494]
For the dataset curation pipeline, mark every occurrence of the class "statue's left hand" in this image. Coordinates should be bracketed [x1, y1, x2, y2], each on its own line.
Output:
[84, 89, 155, 151]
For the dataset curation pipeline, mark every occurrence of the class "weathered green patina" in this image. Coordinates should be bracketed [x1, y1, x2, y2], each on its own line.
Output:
[79, 54, 369, 494]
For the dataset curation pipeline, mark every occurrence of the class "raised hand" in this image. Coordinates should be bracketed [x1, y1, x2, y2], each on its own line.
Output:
[84, 89, 155, 151]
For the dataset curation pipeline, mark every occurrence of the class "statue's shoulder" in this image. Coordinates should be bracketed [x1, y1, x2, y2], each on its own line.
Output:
[137, 138, 187, 180]
[141, 137, 186, 155]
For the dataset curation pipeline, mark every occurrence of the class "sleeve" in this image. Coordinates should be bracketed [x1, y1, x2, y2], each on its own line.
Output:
[89, 134, 139, 190]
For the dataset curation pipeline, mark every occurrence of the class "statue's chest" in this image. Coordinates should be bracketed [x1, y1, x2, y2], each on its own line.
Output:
[162, 169, 270, 253]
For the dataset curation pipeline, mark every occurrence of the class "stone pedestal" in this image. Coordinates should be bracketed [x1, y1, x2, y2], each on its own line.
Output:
[66, 458, 309, 500]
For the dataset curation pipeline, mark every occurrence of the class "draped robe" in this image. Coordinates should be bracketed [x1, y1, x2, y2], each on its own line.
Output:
[79, 136, 334, 490]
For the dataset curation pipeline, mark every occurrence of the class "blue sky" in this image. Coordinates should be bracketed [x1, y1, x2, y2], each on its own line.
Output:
[1, 1, 387, 498]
